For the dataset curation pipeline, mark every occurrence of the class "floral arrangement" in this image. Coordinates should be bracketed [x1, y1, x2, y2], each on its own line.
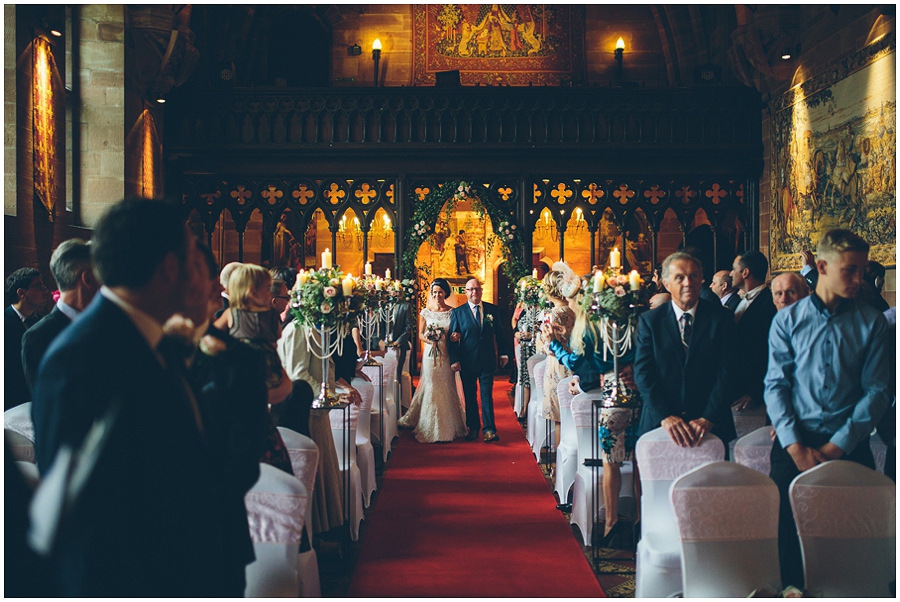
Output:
[355, 276, 390, 310]
[289, 266, 362, 330]
[496, 220, 517, 242]
[516, 276, 546, 307]
[424, 323, 445, 358]
[399, 278, 417, 303]
[581, 269, 647, 326]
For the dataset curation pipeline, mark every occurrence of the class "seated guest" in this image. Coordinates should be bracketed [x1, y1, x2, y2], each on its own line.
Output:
[5, 267, 48, 409]
[709, 269, 740, 311]
[771, 272, 809, 311]
[765, 229, 891, 589]
[31, 197, 236, 596]
[22, 239, 99, 395]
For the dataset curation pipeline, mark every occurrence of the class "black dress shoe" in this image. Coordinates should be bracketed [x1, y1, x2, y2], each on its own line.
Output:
[483, 431, 499, 443]
[465, 431, 478, 441]
[556, 502, 572, 512]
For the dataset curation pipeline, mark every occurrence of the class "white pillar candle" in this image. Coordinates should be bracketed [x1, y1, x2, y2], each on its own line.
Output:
[593, 271, 605, 292]
[322, 248, 332, 270]
[375, 278, 383, 291]
[342, 275, 354, 296]
[532, 268, 538, 279]
[609, 247, 620, 269]
[365, 262, 372, 275]
[629, 270, 641, 291]
[385, 268, 391, 280]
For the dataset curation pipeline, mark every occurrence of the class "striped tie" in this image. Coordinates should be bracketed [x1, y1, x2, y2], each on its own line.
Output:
[680, 313, 693, 349]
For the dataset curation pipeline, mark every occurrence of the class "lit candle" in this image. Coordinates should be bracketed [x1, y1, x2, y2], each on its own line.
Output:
[629, 270, 641, 291]
[532, 268, 538, 279]
[342, 274, 354, 297]
[521, 279, 527, 291]
[365, 262, 372, 276]
[609, 247, 620, 269]
[321, 248, 332, 269]
[375, 278, 383, 291]
[295, 269, 306, 287]
[385, 268, 391, 280]
[593, 271, 605, 292]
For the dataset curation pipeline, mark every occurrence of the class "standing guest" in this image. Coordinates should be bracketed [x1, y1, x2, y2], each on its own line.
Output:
[269, 265, 296, 325]
[214, 261, 241, 319]
[30, 197, 234, 596]
[709, 269, 741, 312]
[22, 239, 99, 395]
[729, 251, 777, 412]
[765, 229, 891, 589]
[633, 251, 735, 447]
[5, 267, 48, 409]
[770, 272, 809, 311]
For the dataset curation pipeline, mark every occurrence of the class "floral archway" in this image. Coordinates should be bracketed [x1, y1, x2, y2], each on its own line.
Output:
[400, 180, 528, 306]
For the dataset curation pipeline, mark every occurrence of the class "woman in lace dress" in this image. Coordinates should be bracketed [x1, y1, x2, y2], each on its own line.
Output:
[398, 278, 468, 443]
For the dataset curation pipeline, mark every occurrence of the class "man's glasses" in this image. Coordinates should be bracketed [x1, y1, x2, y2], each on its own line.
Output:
[274, 295, 291, 301]
[465, 288, 482, 292]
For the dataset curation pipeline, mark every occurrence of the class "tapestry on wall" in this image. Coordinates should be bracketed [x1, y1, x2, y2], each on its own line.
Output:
[413, 4, 584, 86]
[770, 34, 895, 270]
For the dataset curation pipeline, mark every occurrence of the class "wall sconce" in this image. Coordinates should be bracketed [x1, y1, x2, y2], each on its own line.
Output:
[348, 43, 362, 56]
[372, 39, 382, 87]
[338, 215, 364, 250]
[571, 207, 586, 233]
[615, 37, 625, 83]
[535, 208, 558, 242]
[374, 213, 392, 244]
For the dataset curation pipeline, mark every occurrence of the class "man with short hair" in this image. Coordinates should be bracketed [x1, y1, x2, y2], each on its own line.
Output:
[729, 250, 777, 412]
[31, 198, 234, 596]
[270, 277, 291, 321]
[770, 272, 809, 311]
[709, 269, 740, 311]
[22, 239, 99, 394]
[634, 252, 735, 447]
[5, 267, 48, 409]
[765, 229, 891, 589]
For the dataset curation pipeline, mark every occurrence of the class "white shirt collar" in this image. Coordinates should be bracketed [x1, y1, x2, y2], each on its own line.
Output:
[742, 283, 767, 304]
[671, 300, 697, 322]
[468, 301, 481, 311]
[11, 304, 29, 323]
[720, 290, 735, 305]
[100, 286, 164, 352]
[56, 299, 80, 322]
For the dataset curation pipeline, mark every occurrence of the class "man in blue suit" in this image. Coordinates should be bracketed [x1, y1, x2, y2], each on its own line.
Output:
[634, 252, 736, 446]
[449, 278, 511, 442]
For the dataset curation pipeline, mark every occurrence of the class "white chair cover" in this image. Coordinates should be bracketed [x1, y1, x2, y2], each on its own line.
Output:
[789, 460, 896, 597]
[670, 461, 781, 597]
[275, 427, 321, 598]
[4, 402, 35, 442]
[733, 426, 775, 475]
[362, 359, 398, 463]
[244, 463, 308, 598]
[6, 429, 35, 463]
[729, 405, 767, 458]
[527, 358, 548, 451]
[554, 377, 578, 505]
[330, 404, 364, 541]
[524, 353, 546, 446]
[568, 391, 635, 547]
[513, 344, 524, 418]
[352, 376, 377, 507]
[634, 427, 724, 598]
[870, 431, 888, 474]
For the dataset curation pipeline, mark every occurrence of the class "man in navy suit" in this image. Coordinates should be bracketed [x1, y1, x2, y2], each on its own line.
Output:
[5, 267, 48, 409]
[449, 278, 511, 442]
[634, 252, 736, 446]
[31, 198, 234, 596]
[22, 239, 99, 395]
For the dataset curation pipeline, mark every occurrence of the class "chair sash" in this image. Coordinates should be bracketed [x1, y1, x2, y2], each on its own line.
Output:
[245, 490, 307, 545]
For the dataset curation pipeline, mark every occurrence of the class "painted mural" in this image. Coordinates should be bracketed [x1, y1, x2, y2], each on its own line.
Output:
[770, 36, 896, 270]
[413, 4, 584, 86]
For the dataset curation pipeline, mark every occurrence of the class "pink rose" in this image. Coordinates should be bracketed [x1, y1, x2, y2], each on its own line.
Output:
[614, 286, 627, 297]
[320, 302, 333, 314]
[323, 286, 337, 298]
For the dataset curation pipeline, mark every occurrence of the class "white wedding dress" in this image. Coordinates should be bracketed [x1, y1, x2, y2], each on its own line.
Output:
[398, 308, 468, 443]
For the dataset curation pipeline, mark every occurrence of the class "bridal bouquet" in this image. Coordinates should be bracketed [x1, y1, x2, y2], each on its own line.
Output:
[424, 323, 445, 358]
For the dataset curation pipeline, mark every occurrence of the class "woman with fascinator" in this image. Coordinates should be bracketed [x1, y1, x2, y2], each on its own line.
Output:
[537, 262, 580, 451]
[397, 278, 468, 443]
[547, 286, 643, 547]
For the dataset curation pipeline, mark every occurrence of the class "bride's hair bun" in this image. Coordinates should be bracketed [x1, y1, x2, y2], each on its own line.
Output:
[431, 278, 451, 297]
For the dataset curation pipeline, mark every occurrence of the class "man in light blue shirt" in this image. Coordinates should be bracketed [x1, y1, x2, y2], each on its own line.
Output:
[765, 229, 891, 589]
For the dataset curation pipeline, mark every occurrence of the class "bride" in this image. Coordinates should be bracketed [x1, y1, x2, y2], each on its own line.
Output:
[398, 278, 468, 443]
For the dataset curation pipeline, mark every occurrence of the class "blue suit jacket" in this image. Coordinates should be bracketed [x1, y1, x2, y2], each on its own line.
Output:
[633, 298, 736, 442]
[448, 301, 510, 374]
[31, 294, 234, 596]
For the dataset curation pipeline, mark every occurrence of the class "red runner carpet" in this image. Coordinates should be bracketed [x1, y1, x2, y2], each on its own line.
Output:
[348, 377, 605, 597]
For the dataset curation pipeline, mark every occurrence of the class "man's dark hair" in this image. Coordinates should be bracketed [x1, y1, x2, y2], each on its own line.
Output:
[91, 198, 189, 289]
[50, 239, 92, 292]
[197, 243, 219, 281]
[5, 267, 40, 305]
[867, 261, 886, 291]
[269, 266, 296, 289]
[738, 250, 769, 282]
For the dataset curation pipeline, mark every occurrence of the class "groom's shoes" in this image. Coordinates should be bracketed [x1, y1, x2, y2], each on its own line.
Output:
[465, 431, 478, 441]
[483, 431, 499, 443]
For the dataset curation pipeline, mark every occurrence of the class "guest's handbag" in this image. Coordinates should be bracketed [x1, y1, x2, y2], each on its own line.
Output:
[28, 397, 123, 556]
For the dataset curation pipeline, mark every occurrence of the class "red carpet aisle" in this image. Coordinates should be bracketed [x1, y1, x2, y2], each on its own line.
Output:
[348, 378, 605, 597]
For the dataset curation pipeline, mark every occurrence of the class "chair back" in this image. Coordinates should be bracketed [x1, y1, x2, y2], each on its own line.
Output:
[733, 426, 775, 475]
[244, 463, 307, 598]
[330, 405, 359, 468]
[789, 460, 896, 597]
[731, 405, 767, 440]
[4, 402, 34, 442]
[526, 353, 546, 391]
[671, 461, 781, 597]
[6, 429, 35, 463]
[533, 359, 547, 395]
[351, 377, 374, 444]
[556, 378, 577, 450]
[570, 392, 598, 468]
[636, 427, 725, 552]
